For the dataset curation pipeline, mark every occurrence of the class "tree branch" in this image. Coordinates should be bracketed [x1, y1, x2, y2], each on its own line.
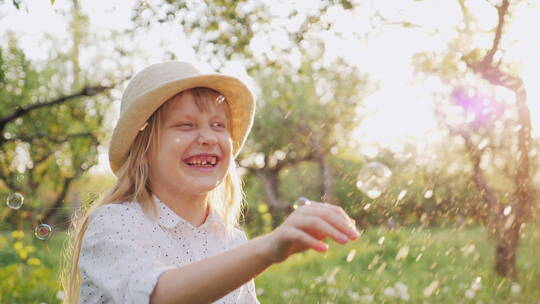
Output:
[40, 174, 77, 223]
[250, 168, 291, 211]
[481, 0, 509, 67]
[274, 152, 315, 171]
[0, 84, 112, 134]
[6, 132, 97, 145]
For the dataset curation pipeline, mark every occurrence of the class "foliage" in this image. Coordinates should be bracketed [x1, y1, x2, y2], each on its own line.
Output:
[0, 231, 64, 303]
[255, 225, 540, 303]
[238, 55, 369, 215]
[0, 0, 126, 232]
[1, 226, 539, 302]
[133, 0, 355, 71]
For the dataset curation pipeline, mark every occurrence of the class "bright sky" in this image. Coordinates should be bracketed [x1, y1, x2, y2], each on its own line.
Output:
[1, 0, 539, 167]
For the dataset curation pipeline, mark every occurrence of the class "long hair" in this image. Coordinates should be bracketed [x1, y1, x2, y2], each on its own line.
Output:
[60, 87, 245, 303]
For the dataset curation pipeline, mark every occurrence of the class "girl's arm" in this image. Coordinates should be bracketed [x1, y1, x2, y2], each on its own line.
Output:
[150, 201, 359, 304]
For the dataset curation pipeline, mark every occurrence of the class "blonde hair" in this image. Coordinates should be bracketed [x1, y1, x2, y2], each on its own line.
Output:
[61, 87, 245, 303]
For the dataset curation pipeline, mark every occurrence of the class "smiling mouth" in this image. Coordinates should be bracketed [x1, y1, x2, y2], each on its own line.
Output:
[184, 155, 219, 168]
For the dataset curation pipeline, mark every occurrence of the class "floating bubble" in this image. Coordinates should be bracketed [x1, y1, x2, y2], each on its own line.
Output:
[356, 162, 392, 199]
[424, 190, 434, 199]
[510, 283, 521, 294]
[293, 197, 311, 209]
[34, 224, 52, 240]
[6, 192, 24, 210]
[423, 280, 440, 297]
[346, 249, 357, 263]
[395, 245, 409, 260]
[471, 277, 482, 291]
[503, 206, 512, 216]
[397, 190, 407, 201]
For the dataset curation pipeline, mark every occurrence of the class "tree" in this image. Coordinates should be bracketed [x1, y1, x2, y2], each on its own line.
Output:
[242, 55, 367, 216]
[0, 0, 124, 230]
[131, 0, 370, 214]
[0, 38, 115, 230]
[410, 0, 536, 277]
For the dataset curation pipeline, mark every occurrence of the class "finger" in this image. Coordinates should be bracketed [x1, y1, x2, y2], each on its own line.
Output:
[296, 215, 350, 245]
[323, 203, 356, 225]
[303, 201, 356, 225]
[301, 206, 359, 240]
[317, 202, 357, 227]
[290, 227, 328, 252]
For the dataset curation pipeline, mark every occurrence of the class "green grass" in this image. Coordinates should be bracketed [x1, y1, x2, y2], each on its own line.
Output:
[1, 225, 539, 303]
[0, 230, 66, 304]
[255, 225, 540, 303]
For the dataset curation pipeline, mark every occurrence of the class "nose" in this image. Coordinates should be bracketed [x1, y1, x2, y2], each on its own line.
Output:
[196, 126, 218, 146]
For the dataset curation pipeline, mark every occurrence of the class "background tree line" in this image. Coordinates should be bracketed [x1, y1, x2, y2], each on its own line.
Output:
[1, 0, 538, 280]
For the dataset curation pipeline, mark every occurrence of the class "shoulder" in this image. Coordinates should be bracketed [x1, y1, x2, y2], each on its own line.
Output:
[85, 202, 152, 236]
[88, 202, 145, 223]
[231, 227, 250, 244]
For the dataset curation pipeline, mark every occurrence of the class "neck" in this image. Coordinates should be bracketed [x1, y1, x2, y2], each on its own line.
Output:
[151, 184, 209, 227]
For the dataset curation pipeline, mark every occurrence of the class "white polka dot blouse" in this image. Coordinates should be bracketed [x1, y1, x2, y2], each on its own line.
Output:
[78, 198, 259, 304]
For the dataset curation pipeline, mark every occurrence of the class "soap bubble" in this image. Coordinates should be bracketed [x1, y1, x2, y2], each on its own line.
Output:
[293, 197, 311, 209]
[356, 162, 392, 199]
[34, 224, 53, 240]
[6, 192, 24, 210]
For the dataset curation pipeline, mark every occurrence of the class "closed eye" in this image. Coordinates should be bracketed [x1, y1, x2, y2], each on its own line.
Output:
[212, 122, 227, 128]
[175, 123, 194, 128]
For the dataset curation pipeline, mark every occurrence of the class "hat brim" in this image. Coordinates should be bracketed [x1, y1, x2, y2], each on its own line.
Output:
[109, 74, 254, 174]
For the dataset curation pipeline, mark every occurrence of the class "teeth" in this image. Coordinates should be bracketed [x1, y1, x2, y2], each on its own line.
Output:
[186, 156, 217, 166]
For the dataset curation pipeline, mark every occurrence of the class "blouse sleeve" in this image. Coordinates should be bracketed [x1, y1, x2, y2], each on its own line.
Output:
[79, 204, 176, 304]
[234, 229, 261, 304]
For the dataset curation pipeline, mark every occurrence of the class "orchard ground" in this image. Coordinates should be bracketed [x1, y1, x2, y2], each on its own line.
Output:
[1, 224, 539, 303]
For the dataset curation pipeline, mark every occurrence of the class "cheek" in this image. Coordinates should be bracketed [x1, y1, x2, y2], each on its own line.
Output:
[221, 135, 233, 153]
[168, 132, 195, 148]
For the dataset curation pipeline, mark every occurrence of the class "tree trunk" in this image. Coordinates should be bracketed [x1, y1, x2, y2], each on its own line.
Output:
[317, 154, 334, 203]
[493, 80, 532, 278]
[309, 135, 334, 203]
[40, 176, 75, 224]
[462, 134, 500, 235]
[254, 169, 290, 211]
[494, 219, 520, 278]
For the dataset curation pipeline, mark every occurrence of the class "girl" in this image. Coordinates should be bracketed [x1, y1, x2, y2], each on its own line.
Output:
[62, 61, 360, 304]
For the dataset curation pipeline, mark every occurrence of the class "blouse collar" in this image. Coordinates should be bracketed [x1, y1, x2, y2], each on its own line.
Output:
[154, 196, 224, 231]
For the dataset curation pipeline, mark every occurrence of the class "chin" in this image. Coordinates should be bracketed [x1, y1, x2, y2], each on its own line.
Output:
[189, 181, 223, 194]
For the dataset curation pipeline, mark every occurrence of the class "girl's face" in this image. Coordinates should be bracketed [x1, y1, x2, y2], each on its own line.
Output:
[149, 90, 232, 196]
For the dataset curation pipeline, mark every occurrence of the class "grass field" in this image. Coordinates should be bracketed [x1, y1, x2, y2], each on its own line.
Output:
[255, 225, 540, 303]
[1, 225, 539, 303]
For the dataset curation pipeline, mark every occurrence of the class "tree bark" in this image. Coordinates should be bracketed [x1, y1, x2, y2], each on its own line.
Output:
[494, 217, 520, 278]
[461, 133, 500, 235]
[40, 175, 76, 224]
[493, 82, 532, 278]
[310, 135, 334, 203]
[253, 169, 290, 211]
[318, 155, 334, 203]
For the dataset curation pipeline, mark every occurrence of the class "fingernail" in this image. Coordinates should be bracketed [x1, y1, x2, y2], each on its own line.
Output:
[318, 242, 329, 251]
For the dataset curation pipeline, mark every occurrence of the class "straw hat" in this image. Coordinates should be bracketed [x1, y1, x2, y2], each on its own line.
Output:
[108, 61, 255, 174]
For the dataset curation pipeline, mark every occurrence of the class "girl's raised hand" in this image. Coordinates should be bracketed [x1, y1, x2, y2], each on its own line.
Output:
[261, 200, 360, 264]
